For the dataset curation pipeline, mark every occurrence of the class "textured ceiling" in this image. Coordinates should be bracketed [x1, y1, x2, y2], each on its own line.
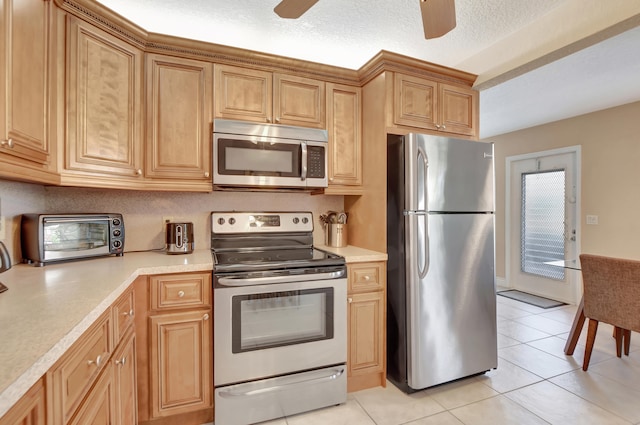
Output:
[95, 0, 564, 72]
[96, 0, 640, 138]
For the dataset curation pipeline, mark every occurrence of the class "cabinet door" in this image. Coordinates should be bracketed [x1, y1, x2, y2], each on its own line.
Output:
[393, 73, 438, 131]
[274, 74, 325, 128]
[214, 64, 272, 123]
[66, 17, 143, 177]
[326, 83, 362, 190]
[113, 329, 137, 425]
[0, 379, 45, 425]
[149, 309, 212, 418]
[439, 83, 477, 137]
[68, 365, 116, 425]
[145, 54, 212, 181]
[0, 0, 53, 170]
[348, 291, 384, 377]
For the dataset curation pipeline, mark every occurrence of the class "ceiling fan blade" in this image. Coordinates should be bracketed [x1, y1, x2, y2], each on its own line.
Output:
[274, 0, 319, 19]
[420, 0, 456, 39]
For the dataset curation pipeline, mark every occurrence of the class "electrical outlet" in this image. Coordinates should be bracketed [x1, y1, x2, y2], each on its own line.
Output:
[586, 215, 599, 225]
[162, 216, 174, 231]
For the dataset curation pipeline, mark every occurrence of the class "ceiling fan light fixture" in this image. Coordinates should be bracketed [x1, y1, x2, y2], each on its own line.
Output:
[274, 0, 320, 19]
[420, 0, 457, 39]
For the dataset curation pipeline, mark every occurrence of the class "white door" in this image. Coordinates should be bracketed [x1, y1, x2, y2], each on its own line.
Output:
[507, 148, 580, 304]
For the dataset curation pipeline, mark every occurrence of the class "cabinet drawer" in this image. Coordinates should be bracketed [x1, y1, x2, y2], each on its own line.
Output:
[348, 262, 385, 293]
[50, 311, 112, 425]
[112, 286, 135, 344]
[150, 272, 212, 310]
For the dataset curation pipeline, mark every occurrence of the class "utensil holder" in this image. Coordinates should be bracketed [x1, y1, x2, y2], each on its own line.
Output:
[327, 224, 347, 248]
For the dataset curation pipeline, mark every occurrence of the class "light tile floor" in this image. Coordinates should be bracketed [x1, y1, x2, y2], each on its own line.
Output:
[213, 293, 640, 424]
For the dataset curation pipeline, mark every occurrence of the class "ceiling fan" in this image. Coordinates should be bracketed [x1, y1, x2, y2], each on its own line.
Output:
[273, 0, 456, 39]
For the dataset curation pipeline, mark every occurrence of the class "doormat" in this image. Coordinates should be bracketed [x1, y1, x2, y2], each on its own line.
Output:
[497, 290, 566, 309]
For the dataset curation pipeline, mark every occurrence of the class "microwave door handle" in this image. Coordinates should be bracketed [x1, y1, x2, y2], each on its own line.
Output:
[300, 141, 307, 181]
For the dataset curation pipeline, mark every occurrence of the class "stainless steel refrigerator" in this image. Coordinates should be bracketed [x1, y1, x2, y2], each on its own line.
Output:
[387, 133, 497, 392]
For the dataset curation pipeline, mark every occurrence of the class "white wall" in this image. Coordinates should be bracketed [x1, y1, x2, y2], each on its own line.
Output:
[0, 180, 343, 263]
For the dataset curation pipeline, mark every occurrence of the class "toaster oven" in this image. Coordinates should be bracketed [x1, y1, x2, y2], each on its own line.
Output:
[21, 213, 125, 266]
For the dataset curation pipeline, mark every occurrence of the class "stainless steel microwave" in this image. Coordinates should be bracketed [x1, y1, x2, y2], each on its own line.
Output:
[21, 213, 125, 266]
[213, 119, 328, 189]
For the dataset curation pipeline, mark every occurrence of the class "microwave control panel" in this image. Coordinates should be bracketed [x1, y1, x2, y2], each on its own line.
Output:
[307, 146, 325, 178]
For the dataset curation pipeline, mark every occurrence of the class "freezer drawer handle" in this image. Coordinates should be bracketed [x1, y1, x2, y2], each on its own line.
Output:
[403, 211, 427, 216]
[217, 270, 345, 286]
[218, 367, 345, 398]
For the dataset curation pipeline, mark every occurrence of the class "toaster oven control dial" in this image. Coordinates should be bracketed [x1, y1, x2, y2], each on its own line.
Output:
[113, 229, 121, 237]
[112, 218, 121, 226]
[113, 240, 122, 249]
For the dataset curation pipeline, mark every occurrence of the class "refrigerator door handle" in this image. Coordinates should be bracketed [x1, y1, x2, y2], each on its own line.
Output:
[417, 146, 430, 279]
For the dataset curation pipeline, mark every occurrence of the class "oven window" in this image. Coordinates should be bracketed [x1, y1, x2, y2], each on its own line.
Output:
[43, 221, 109, 252]
[231, 288, 334, 353]
[218, 138, 300, 177]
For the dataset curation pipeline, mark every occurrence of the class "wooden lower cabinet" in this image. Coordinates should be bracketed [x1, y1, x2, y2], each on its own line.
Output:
[149, 310, 212, 418]
[347, 261, 387, 392]
[68, 365, 116, 425]
[135, 272, 214, 425]
[113, 329, 137, 425]
[0, 379, 45, 425]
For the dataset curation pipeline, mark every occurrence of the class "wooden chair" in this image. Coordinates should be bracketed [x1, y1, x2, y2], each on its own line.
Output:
[579, 254, 640, 371]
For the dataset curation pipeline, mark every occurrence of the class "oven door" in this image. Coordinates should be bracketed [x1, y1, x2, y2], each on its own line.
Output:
[213, 271, 347, 386]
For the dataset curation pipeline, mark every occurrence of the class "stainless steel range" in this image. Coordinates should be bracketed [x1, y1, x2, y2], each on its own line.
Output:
[212, 211, 347, 425]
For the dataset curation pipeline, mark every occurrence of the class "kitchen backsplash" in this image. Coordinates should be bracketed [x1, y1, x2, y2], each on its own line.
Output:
[0, 179, 343, 262]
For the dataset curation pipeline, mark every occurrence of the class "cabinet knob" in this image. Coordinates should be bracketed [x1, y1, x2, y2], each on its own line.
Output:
[441, 124, 446, 130]
[88, 354, 104, 367]
[1, 138, 14, 148]
[204, 172, 210, 178]
[363, 275, 371, 281]
[203, 313, 210, 320]
[275, 117, 280, 123]
[135, 169, 143, 176]
[122, 309, 134, 317]
[115, 356, 127, 366]
[266, 118, 272, 123]
[435, 124, 441, 130]
[329, 177, 334, 182]
[348, 297, 353, 304]
[178, 290, 185, 298]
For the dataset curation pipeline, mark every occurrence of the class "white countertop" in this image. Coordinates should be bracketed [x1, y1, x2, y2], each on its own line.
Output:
[318, 245, 387, 263]
[0, 249, 213, 418]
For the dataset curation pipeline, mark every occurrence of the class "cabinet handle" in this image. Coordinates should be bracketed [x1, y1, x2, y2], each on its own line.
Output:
[115, 356, 127, 366]
[203, 313, 210, 320]
[329, 177, 334, 182]
[266, 118, 272, 123]
[87, 354, 104, 367]
[1, 138, 14, 148]
[363, 275, 371, 281]
[275, 117, 280, 123]
[435, 124, 441, 130]
[441, 124, 446, 130]
[178, 290, 185, 298]
[348, 298, 353, 304]
[122, 309, 134, 317]
[135, 169, 143, 176]
[204, 172, 210, 178]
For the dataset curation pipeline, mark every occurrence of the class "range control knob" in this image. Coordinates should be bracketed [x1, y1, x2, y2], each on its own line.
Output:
[302, 217, 309, 224]
[293, 217, 300, 224]
[229, 218, 236, 225]
[217, 217, 225, 225]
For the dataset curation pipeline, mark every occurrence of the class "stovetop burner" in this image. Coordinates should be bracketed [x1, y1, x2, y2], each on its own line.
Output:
[211, 212, 345, 273]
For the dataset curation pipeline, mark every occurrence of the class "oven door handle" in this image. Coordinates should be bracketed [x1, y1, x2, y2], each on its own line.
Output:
[217, 269, 345, 287]
[217, 367, 345, 398]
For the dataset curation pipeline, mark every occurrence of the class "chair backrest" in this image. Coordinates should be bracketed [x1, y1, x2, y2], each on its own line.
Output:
[580, 254, 640, 332]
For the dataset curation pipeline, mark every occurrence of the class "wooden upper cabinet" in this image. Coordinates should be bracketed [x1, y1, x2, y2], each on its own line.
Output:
[439, 82, 477, 137]
[0, 0, 55, 176]
[393, 73, 477, 137]
[65, 16, 144, 177]
[273, 73, 325, 128]
[214, 64, 325, 128]
[325, 83, 362, 193]
[145, 54, 212, 181]
[214, 64, 271, 123]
